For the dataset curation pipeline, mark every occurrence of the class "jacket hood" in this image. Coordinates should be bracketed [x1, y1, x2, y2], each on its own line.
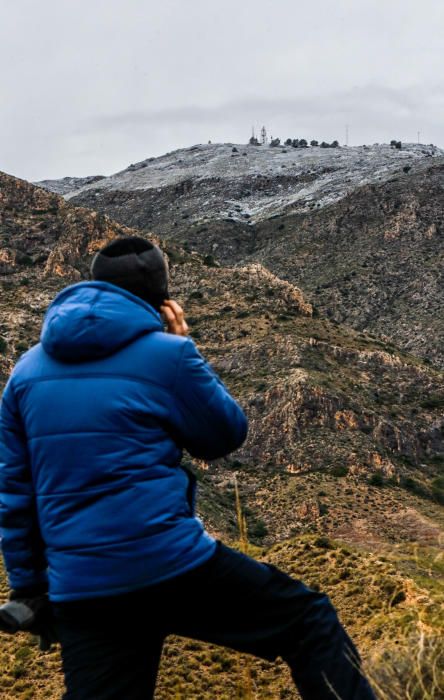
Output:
[41, 281, 163, 362]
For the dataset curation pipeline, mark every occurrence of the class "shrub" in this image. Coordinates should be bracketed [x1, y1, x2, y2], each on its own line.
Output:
[431, 476, 444, 504]
[400, 476, 427, 498]
[331, 465, 349, 477]
[203, 254, 217, 267]
[369, 472, 384, 487]
[314, 536, 332, 549]
[249, 519, 268, 539]
[420, 396, 444, 410]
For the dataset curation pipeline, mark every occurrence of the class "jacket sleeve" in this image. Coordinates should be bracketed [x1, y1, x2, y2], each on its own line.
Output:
[0, 380, 47, 591]
[168, 338, 248, 460]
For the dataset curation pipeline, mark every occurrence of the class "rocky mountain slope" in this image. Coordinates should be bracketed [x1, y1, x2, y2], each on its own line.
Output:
[1, 170, 443, 698]
[60, 142, 442, 224]
[1, 168, 443, 537]
[35, 174, 105, 195]
[60, 142, 444, 368]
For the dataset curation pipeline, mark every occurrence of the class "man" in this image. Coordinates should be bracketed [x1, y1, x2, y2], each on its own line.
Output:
[0, 236, 375, 699]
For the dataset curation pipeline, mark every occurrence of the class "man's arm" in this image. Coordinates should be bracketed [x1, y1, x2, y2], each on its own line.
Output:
[0, 380, 47, 593]
[160, 299, 248, 459]
[169, 338, 248, 460]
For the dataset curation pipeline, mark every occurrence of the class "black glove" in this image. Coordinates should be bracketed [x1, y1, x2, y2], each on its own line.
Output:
[0, 586, 58, 651]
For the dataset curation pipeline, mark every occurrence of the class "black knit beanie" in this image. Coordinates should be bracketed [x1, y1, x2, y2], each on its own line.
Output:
[90, 237, 169, 311]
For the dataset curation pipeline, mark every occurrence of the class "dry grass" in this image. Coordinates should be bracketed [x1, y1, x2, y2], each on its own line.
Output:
[367, 628, 444, 699]
[234, 476, 256, 700]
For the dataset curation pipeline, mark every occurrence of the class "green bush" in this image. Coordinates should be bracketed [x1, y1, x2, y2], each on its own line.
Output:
[369, 472, 385, 487]
[431, 476, 444, 504]
[400, 476, 427, 498]
[249, 520, 268, 539]
[331, 465, 349, 477]
[314, 536, 333, 549]
[203, 254, 217, 267]
[420, 396, 444, 410]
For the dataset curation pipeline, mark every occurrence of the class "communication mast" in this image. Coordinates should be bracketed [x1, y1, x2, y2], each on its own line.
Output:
[260, 126, 267, 145]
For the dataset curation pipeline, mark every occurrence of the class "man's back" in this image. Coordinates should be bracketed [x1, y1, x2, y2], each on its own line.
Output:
[0, 281, 247, 601]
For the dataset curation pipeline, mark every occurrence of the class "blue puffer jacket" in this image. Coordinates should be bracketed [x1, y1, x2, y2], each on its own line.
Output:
[0, 282, 247, 601]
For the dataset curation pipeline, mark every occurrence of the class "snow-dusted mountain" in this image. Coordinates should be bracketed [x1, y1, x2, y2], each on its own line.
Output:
[35, 174, 105, 195]
[61, 141, 442, 223]
[35, 141, 444, 367]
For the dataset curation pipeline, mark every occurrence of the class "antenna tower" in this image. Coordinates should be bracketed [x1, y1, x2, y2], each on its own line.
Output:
[261, 126, 267, 145]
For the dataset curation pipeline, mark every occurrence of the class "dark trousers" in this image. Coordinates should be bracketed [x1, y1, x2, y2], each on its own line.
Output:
[52, 542, 376, 700]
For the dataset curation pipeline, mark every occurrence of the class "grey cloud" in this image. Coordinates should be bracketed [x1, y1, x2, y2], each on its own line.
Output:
[82, 84, 444, 133]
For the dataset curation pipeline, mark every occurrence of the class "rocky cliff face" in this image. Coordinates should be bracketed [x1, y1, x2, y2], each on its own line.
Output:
[249, 161, 444, 368]
[0, 171, 135, 277]
[63, 143, 444, 368]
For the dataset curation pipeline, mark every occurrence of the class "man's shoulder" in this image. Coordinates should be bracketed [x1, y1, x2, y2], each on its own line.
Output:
[7, 344, 45, 384]
[134, 331, 194, 360]
[127, 333, 199, 390]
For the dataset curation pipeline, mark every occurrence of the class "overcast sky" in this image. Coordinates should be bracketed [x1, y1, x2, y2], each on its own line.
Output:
[1, 0, 443, 181]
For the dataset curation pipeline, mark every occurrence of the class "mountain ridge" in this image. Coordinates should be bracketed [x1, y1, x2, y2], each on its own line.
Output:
[51, 143, 444, 369]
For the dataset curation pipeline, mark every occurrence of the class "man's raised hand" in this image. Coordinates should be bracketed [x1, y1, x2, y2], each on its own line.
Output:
[160, 300, 189, 337]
